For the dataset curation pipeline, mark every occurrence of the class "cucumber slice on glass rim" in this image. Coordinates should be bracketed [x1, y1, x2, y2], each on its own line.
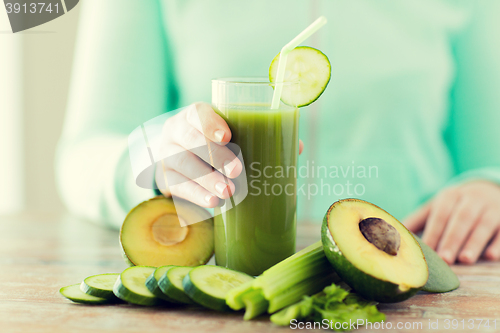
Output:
[60, 284, 111, 305]
[113, 266, 162, 306]
[182, 265, 254, 312]
[269, 46, 331, 107]
[80, 273, 120, 300]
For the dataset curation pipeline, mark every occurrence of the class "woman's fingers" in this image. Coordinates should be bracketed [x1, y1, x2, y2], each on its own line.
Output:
[485, 230, 500, 261]
[421, 188, 459, 250]
[436, 197, 484, 264]
[166, 103, 242, 179]
[185, 102, 232, 145]
[161, 169, 219, 208]
[403, 202, 431, 233]
[185, 103, 242, 178]
[161, 143, 235, 200]
[299, 139, 304, 155]
[458, 209, 499, 264]
[404, 181, 500, 264]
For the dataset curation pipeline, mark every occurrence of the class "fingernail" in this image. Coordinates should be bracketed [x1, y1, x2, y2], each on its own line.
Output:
[223, 159, 236, 176]
[214, 130, 225, 143]
[439, 250, 453, 264]
[215, 182, 228, 196]
[485, 250, 498, 261]
[459, 251, 473, 263]
[205, 194, 215, 204]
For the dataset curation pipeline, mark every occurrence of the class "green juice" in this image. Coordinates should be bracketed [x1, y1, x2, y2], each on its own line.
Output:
[214, 104, 299, 276]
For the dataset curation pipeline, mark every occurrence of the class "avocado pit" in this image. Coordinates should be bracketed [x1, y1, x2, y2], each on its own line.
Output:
[359, 217, 401, 256]
[152, 214, 189, 246]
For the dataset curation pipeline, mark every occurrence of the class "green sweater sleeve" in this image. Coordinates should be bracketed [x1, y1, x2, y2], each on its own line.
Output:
[56, 0, 172, 228]
[447, 0, 500, 187]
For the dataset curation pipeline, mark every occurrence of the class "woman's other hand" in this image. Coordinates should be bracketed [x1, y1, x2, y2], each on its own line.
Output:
[404, 180, 500, 264]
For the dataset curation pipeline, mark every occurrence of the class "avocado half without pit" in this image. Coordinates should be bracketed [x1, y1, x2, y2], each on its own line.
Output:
[120, 196, 214, 267]
[322, 199, 428, 303]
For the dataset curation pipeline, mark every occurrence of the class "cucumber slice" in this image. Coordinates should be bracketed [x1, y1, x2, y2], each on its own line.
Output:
[145, 265, 178, 302]
[158, 266, 194, 304]
[80, 273, 120, 300]
[113, 266, 162, 306]
[269, 46, 331, 107]
[60, 284, 110, 305]
[183, 265, 254, 311]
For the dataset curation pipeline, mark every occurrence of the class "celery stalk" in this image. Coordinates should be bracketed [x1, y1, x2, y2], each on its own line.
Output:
[226, 240, 341, 320]
[270, 301, 304, 326]
[254, 242, 324, 290]
[242, 288, 269, 320]
[259, 241, 323, 278]
[256, 249, 325, 286]
[270, 300, 312, 326]
[254, 241, 338, 300]
[226, 280, 254, 310]
[267, 271, 339, 313]
[259, 256, 333, 299]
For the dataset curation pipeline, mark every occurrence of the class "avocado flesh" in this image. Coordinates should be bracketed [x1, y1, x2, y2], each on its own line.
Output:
[322, 199, 428, 303]
[120, 196, 214, 267]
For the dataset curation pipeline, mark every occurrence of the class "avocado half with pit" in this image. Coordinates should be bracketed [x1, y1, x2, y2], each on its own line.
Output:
[322, 199, 428, 303]
[120, 196, 214, 267]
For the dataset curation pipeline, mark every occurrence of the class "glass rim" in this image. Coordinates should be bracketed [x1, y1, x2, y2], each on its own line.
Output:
[212, 77, 298, 86]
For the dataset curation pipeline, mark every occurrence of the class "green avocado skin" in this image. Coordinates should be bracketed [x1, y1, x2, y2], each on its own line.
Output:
[321, 217, 421, 303]
[414, 236, 460, 293]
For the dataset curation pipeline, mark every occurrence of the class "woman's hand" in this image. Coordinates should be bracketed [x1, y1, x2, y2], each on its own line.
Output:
[155, 102, 240, 208]
[404, 180, 500, 264]
[155, 102, 304, 208]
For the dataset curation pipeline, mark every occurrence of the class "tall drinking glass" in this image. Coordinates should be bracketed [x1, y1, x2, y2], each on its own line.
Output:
[212, 77, 299, 276]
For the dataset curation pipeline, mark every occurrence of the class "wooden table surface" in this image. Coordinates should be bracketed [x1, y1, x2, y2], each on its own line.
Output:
[0, 212, 499, 333]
